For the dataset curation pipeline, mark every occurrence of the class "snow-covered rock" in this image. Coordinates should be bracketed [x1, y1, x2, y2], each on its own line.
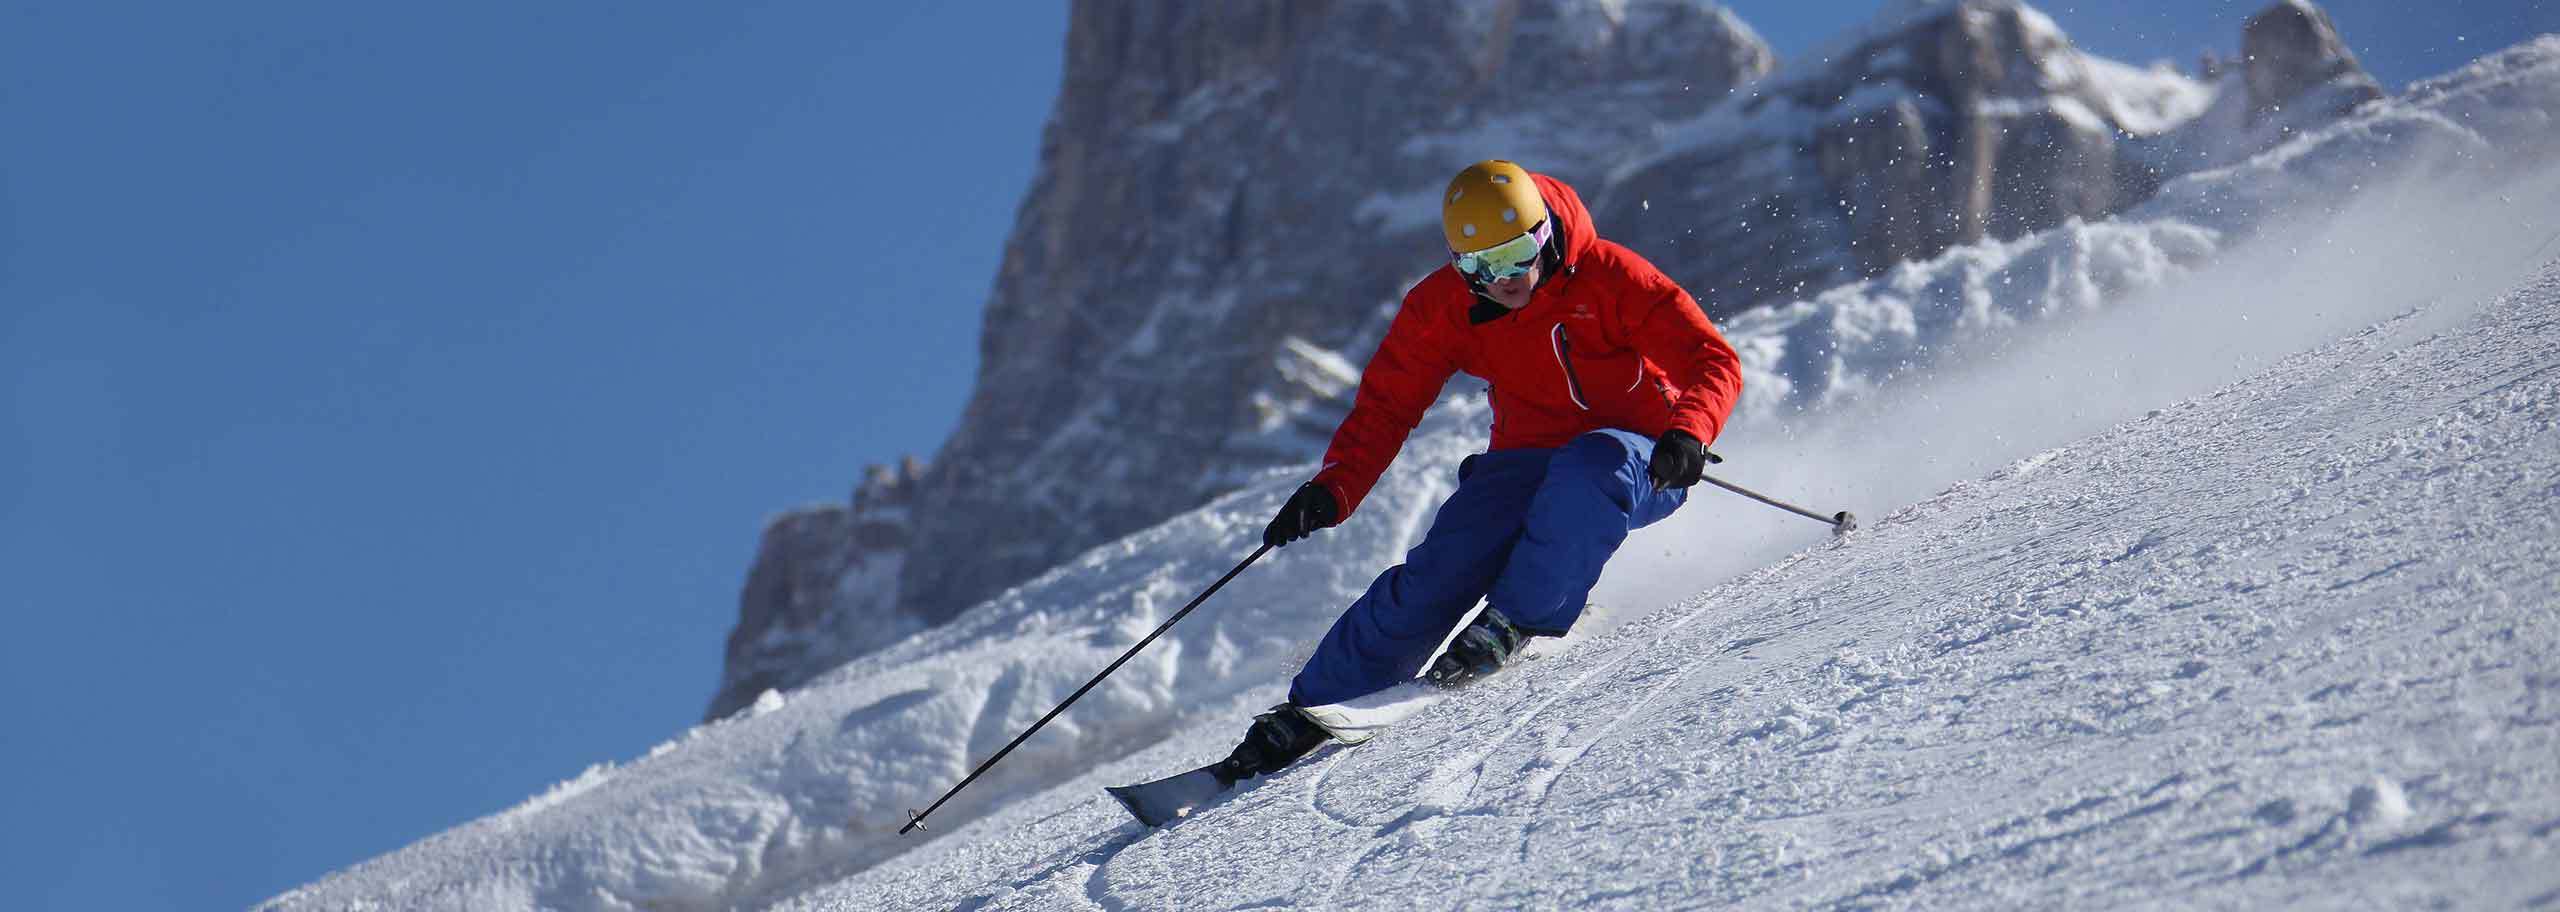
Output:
[1600, 0, 2235, 313]
[2243, 0, 2386, 127]
[709, 460, 924, 720]
[1717, 33, 2560, 415]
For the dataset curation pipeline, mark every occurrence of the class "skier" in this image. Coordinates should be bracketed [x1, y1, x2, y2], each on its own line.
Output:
[1221, 160, 1744, 784]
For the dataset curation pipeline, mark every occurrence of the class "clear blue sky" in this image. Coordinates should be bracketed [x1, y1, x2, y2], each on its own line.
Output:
[2, 2, 2548, 910]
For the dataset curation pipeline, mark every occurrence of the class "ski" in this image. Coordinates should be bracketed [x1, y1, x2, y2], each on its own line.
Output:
[1104, 682, 1449, 828]
[1105, 764, 1234, 827]
[1295, 681, 1441, 742]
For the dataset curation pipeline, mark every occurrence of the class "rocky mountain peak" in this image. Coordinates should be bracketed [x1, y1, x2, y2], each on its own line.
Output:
[2242, 0, 2384, 125]
[1604, 0, 2222, 312]
[1797, 0, 2136, 267]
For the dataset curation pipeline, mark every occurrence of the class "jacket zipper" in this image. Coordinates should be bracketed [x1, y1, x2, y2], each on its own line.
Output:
[1550, 324, 1592, 410]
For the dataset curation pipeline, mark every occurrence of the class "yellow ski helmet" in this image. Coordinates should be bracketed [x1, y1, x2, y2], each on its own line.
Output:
[1441, 160, 1549, 253]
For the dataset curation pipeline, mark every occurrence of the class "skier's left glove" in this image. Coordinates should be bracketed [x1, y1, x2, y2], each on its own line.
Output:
[1648, 429, 1707, 490]
[1263, 483, 1339, 548]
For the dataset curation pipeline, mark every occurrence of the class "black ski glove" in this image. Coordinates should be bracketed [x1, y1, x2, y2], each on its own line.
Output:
[1648, 429, 1707, 490]
[1264, 483, 1339, 548]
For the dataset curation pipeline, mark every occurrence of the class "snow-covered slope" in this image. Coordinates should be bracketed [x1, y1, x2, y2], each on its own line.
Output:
[259, 37, 2560, 912]
[813, 256, 2560, 911]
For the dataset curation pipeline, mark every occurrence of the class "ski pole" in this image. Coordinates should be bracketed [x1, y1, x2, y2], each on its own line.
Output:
[898, 542, 1276, 835]
[1684, 451, 1858, 535]
[1701, 472, 1857, 534]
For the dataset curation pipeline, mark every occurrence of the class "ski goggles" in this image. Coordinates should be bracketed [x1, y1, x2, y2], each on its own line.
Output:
[1451, 218, 1552, 282]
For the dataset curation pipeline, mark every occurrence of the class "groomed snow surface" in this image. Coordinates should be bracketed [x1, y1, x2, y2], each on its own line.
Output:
[812, 260, 2560, 910]
[260, 37, 2560, 912]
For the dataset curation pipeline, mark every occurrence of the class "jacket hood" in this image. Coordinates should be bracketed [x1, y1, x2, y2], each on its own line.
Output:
[1530, 172, 1597, 268]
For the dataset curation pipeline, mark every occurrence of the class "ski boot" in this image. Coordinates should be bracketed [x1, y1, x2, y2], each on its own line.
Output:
[1211, 702, 1332, 786]
[1426, 607, 1525, 687]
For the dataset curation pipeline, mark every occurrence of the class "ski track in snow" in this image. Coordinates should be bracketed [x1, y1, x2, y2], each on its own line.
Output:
[797, 264, 2560, 911]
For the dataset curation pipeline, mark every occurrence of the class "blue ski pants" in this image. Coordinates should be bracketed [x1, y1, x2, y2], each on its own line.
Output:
[1287, 429, 1687, 707]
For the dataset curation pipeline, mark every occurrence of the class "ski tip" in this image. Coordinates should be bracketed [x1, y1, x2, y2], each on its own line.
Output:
[1106, 766, 1230, 828]
[1103, 785, 1164, 828]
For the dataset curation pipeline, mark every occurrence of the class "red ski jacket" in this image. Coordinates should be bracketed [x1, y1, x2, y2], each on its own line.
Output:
[1311, 172, 1743, 519]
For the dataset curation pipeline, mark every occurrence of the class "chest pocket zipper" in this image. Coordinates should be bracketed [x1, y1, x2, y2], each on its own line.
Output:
[1550, 323, 1592, 411]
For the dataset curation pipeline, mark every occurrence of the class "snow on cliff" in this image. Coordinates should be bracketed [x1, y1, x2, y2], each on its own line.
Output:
[258, 36, 2560, 912]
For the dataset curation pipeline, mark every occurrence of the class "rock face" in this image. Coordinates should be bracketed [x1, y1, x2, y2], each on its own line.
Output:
[707, 460, 922, 720]
[1601, 0, 2227, 313]
[2242, 0, 2385, 126]
[706, 0, 2384, 720]
[1810, 3, 2127, 266]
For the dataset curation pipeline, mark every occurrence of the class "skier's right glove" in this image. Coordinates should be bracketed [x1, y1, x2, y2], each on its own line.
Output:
[1263, 483, 1339, 548]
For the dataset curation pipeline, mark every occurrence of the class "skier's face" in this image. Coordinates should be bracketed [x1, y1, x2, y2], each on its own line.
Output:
[1481, 262, 1541, 310]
